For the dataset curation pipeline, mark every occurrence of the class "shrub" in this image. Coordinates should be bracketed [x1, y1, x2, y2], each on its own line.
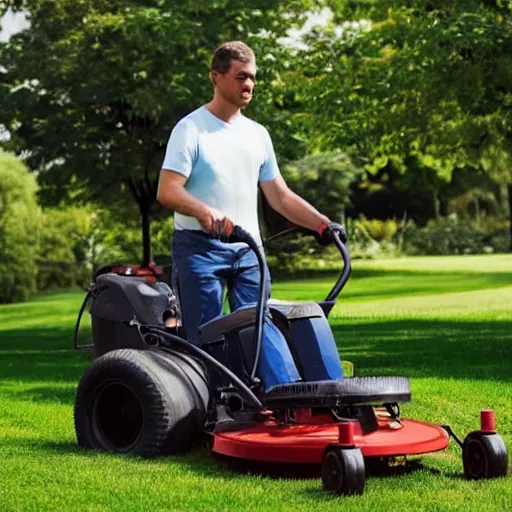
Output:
[344, 217, 402, 259]
[88, 210, 174, 269]
[88, 209, 143, 268]
[0, 152, 40, 303]
[282, 152, 362, 222]
[37, 208, 93, 290]
[355, 216, 399, 242]
[36, 207, 176, 289]
[401, 214, 507, 255]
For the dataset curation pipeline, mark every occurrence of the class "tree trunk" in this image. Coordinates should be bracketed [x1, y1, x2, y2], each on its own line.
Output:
[474, 196, 481, 226]
[141, 206, 152, 267]
[508, 182, 512, 252]
[126, 175, 157, 268]
[432, 189, 441, 220]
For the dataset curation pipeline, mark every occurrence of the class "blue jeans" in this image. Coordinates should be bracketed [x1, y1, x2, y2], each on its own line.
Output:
[172, 230, 300, 390]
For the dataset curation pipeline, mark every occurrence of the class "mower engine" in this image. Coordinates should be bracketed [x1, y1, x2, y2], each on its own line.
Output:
[74, 273, 179, 358]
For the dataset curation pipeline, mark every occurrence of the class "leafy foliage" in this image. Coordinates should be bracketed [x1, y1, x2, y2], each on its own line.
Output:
[289, 0, 512, 245]
[88, 209, 174, 267]
[401, 215, 508, 256]
[297, 1, 512, 169]
[0, 151, 40, 303]
[0, 0, 316, 209]
[36, 205, 175, 289]
[0, 0, 322, 264]
[282, 151, 362, 221]
[37, 207, 93, 290]
[356, 215, 398, 242]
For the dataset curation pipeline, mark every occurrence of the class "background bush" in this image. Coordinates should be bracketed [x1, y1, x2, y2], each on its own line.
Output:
[37, 208, 93, 291]
[401, 215, 509, 256]
[36, 207, 176, 291]
[0, 152, 40, 303]
[266, 214, 510, 276]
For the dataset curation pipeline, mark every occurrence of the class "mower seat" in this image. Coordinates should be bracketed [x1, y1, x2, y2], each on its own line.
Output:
[268, 299, 344, 382]
[196, 305, 260, 384]
[268, 298, 336, 319]
[262, 377, 412, 409]
[197, 297, 345, 387]
[198, 304, 258, 345]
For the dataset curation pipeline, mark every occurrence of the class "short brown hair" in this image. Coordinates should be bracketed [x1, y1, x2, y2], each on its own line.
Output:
[211, 41, 255, 74]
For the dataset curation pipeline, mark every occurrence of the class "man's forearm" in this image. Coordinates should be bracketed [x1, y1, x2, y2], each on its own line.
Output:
[157, 182, 209, 221]
[276, 190, 329, 231]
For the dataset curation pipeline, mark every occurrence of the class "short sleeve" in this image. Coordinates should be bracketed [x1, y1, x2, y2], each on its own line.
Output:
[259, 127, 280, 182]
[161, 120, 198, 178]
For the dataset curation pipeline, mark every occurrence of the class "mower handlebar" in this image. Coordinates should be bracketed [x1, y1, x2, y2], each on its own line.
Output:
[227, 224, 351, 303]
[325, 229, 351, 302]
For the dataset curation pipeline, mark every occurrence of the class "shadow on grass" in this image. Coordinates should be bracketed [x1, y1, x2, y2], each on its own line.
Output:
[13, 438, 446, 484]
[0, 325, 91, 383]
[2, 315, 511, 388]
[209, 454, 435, 480]
[332, 319, 512, 381]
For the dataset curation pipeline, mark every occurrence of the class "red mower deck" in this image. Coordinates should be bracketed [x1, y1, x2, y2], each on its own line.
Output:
[212, 416, 450, 463]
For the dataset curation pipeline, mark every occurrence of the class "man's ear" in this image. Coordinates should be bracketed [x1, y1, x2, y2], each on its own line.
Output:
[210, 71, 217, 87]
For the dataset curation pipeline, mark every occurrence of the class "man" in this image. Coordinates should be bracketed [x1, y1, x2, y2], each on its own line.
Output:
[157, 41, 344, 389]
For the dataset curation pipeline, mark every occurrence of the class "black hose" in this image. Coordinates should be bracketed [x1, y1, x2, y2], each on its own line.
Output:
[144, 325, 264, 410]
[73, 289, 94, 351]
[228, 226, 268, 382]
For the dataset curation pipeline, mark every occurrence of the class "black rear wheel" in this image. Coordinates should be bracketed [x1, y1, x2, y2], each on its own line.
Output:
[74, 349, 210, 457]
[92, 380, 144, 452]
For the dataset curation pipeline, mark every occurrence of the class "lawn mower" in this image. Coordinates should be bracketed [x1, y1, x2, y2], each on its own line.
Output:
[73, 225, 508, 496]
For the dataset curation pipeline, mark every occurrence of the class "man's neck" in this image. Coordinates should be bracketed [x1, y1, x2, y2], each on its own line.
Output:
[205, 99, 241, 124]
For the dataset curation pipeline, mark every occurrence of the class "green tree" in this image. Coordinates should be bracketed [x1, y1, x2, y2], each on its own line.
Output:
[0, 151, 40, 303]
[291, 0, 512, 247]
[0, 0, 316, 264]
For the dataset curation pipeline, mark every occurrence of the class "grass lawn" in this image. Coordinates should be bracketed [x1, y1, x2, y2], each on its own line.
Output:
[1, 254, 511, 511]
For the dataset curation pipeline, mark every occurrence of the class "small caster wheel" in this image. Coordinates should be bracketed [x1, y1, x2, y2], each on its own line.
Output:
[321, 446, 365, 496]
[463, 431, 508, 480]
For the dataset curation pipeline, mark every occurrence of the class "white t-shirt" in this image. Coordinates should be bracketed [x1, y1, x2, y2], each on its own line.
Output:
[161, 106, 280, 244]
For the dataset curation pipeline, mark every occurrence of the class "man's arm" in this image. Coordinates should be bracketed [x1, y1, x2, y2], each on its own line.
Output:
[157, 170, 233, 237]
[259, 175, 330, 232]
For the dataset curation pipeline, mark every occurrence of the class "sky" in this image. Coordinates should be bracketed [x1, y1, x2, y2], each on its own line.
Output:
[0, 9, 29, 42]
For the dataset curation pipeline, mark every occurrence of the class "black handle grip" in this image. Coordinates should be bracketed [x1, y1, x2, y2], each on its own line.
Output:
[228, 225, 253, 245]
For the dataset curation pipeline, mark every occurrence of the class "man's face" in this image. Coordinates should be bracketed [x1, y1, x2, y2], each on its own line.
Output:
[213, 60, 256, 108]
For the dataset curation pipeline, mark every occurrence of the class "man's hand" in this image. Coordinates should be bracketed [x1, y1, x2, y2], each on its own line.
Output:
[316, 222, 347, 246]
[198, 207, 234, 239]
